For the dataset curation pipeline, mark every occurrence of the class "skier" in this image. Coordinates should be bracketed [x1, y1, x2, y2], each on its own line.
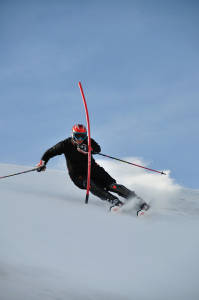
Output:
[37, 124, 149, 214]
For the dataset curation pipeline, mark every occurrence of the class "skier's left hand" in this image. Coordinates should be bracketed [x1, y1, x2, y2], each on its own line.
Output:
[36, 160, 46, 172]
[77, 144, 88, 154]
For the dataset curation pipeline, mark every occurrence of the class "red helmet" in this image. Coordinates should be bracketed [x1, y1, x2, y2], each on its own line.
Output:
[72, 124, 87, 144]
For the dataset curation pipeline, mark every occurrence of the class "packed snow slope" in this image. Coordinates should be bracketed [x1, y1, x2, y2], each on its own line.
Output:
[0, 159, 199, 300]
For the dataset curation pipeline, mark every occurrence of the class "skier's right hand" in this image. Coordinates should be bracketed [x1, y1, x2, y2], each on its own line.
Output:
[77, 143, 88, 154]
[36, 160, 46, 172]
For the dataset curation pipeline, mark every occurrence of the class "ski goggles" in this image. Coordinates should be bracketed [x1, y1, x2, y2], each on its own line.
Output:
[73, 132, 87, 141]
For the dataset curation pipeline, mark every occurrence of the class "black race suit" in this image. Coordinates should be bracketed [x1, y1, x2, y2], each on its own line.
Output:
[41, 137, 135, 202]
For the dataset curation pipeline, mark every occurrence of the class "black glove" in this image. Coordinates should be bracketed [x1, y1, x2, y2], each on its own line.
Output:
[36, 160, 46, 172]
[77, 144, 88, 154]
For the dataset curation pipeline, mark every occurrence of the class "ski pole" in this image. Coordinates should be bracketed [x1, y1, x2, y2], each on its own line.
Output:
[97, 153, 166, 175]
[0, 167, 39, 180]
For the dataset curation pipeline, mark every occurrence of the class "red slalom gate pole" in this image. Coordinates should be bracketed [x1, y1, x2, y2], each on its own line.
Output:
[78, 82, 92, 204]
[98, 153, 166, 175]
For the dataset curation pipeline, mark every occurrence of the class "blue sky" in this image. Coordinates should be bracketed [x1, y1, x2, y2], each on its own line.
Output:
[0, 0, 199, 188]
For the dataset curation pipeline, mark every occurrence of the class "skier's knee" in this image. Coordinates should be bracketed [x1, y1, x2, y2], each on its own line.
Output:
[89, 180, 117, 202]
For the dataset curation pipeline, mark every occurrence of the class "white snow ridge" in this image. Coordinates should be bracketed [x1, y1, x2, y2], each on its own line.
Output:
[0, 161, 199, 300]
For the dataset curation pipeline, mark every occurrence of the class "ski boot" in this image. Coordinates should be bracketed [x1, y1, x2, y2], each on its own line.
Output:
[137, 202, 150, 217]
[89, 180, 123, 212]
[109, 198, 124, 213]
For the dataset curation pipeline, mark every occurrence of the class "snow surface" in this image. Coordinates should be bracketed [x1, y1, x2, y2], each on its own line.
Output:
[0, 160, 199, 300]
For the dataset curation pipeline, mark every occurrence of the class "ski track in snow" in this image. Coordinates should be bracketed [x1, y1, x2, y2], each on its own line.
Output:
[0, 162, 199, 300]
